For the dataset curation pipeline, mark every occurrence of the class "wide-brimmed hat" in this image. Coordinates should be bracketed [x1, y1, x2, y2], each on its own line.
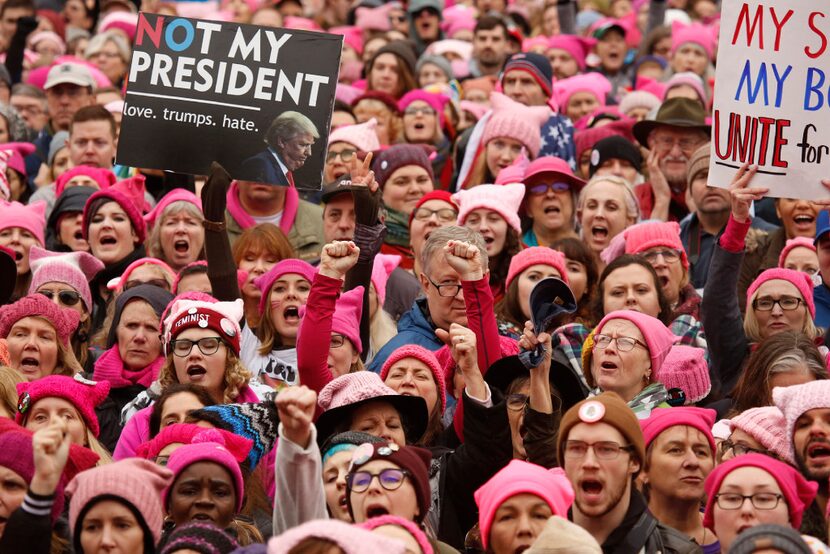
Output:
[632, 98, 711, 147]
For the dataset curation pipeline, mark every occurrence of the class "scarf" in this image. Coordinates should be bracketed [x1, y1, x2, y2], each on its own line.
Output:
[225, 181, 298, 236]
[92, 345, 164, 389]
[383, 205, 412, 248]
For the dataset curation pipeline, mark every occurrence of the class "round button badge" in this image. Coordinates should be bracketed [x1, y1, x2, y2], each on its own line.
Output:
[578, 400, 605, 423]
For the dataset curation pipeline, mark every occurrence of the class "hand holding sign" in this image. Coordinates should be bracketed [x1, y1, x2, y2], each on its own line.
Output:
[728, 163, 766, 223]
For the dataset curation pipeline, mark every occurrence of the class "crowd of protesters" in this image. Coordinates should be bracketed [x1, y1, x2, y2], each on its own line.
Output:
[1, 0, 830, 552]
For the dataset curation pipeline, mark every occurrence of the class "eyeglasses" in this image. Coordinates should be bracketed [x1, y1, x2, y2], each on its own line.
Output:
[507, 393, 528, 411]
[347, 468, 411, 492]
[718, 439, 769, 458]
[389, 14, 407, 23]
[326, 148, 357, 163]
[412, 207, 457, 222]
[330, 334, 346, 348]
[714, 492, 784, 511]
[123, 278, 171, 291]
[528, 182, 570, 196]
[592, 334, 648, 352]
[425, 275, 463, 297]
[404, 106, 436, 117]
[642, 249, 681, 264]
[653, 135, 703, 152]
[38, 289, 81, 306]
[752, 295, 803, 312]
[563, 440, 633, 460]
[170, 336, 224, 357]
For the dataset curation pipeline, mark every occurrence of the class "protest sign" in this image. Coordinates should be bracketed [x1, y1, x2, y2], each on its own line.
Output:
[116, 13, 342, 190]
[710, 0, 830, 199]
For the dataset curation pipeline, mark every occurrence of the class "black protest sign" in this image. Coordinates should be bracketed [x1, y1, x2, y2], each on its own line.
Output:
[116, 13, 342, 190]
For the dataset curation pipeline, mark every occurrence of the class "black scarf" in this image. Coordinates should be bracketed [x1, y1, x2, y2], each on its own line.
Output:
[89, 244, 147, 334]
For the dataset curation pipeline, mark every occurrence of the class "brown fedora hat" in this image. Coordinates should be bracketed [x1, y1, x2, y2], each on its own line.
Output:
[632, 97, 711, 147]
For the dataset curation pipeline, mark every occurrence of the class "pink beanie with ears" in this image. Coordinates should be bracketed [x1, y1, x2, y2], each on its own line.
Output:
[55, 165, 116, 198]
[299, 285, 365, 354]
[398, 89, 450, 128]
[17, 375, 110, 437]
[0, 200, 46, 246]
[380, 344, 447, 414]
[481, 92, 552, 158]
[553, 73, 612, 115]
[670, 21, 715, 61]
[371, 254, 401, 308]
[746, 268, 816, 318]
[475, 460, 574, 550]
[82, 175, 148, 243]
[143, 188, 202, 230]
[28, 246, 104, 310]
[595, 310, 679, 376]
[360, 515, 434, 554]
[0, 293, 80, 346]
[778, 237, 818, 268]
[624, 221, 689, 270]
[452, 183, 526, 234]
[327, 118, 381, 152]
[505, 246, 570, 289]
[547, 35, 596, 71]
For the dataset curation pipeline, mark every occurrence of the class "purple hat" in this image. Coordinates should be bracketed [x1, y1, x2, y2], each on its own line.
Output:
[372, 144, 434, 190]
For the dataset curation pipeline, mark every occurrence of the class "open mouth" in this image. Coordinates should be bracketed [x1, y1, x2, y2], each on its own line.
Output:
[186, 364, 207, 377]
[338, 495, 347, 508]
[366, 505, 390, 518]
[807, 441, 830, 461]
[483, 236, 494, 245]
[73, 230, 84, 241]
[20, 357, 39, 369]
[793, 214, 815, 229]
[544, 205, 561, 215]
[100, 236, 117, 246]
[13, 251, 22, 261]
[333, 168, 347, 180]
[581, 479, 604, 497]
[413, 122, 426, 131]
[658, 275, 669, 287]
[515, 546, 531, 554]
[600, 360, 618, 370]
[174, 240, 189, 253]
[283, 305, 300, 323]
[591, 226, 608, 240]
[191, 513, 214, 522]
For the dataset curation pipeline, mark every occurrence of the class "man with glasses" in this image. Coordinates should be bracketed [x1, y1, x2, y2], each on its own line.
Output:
[773, 380, 830, 538]
[558, 393, 698, 551]
[368, 225, 490, 372]
[632, 98, 711, 222]
[10, 83, 48, 133]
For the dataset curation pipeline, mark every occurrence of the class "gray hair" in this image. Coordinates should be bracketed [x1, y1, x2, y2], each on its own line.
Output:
[264, 111, 320, 148]
[769, 351, 826, 379]
[421, 225, 488, 276]
[85, 30, 131, 64]
[11, 83, 46, 101]
[577, 174, 641, 221]
[146, 201, 204, 260]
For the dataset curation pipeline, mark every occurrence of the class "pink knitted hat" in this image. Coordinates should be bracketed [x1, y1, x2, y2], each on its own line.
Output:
[778, 237, 818, 268]
[547, 35, 596, 71]
[267, 519, 407, 554]
[703, 454, 817, 530]
[655, 345, 711, 404]
[55, 165, 116, 198]
[595, 310, 679, 375]
[371, 254, 400, 308]
[481, 93, 552, 158]
[729, 406, 791, 462]
[624, 221, 689, 269]
[354, 4, 392, 32]
[0, 200, 46, 246]
[143, 188, 203, 230]
[772, 380, 830, 446]
[17, 375, 110, 437]
[0, 142, 35, 177]
[452, 183, 526, 233]
[254, 258, 316, 314]
[0, 293, 80, 346]
[83, 175, 148, 243]
[380, 344, 447, 414]
[553, 73, 612, 114]
[639, 406, 716, 452]
[441, 5, 476, 39]
[671, 21, 715, 61]
[107, 257, 176, 292]
[664, 72, 707, 104]
[746, 268, 816, 318]
[97, 11, 139, 41]
[164, 429, 250, 512]
[329, 26, 363, 55]
[330, 286, 364, 354]
[475, 460, 574, 550]
[399, 89, 449, 127]
[135, 422, 253, 462]
[619, 90, 661, 117]
[67, 458, 172, 545]
[360, 515, 433, 554]
[327, 118, 381, 152]
[505, 246, 569, 289]
[28, 246, 104, 310]
[162, 298, 244, 356]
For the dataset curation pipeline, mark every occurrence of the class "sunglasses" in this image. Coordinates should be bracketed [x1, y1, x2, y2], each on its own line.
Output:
[38, 289, 81, 306]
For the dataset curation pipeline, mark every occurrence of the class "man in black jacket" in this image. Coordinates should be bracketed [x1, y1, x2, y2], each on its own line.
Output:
[558, 393, 701, 553]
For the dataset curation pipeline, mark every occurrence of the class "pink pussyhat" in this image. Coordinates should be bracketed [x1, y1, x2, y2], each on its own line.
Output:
[778, 237, 817, 268]
[639, 406, 716, 452]
[329, 26, 364, 55]
[268, 519, 407, 554]
[475, 460, 574, 550]
[452, 183, 526, 233]
[83, 175, 148, 242]
[0, 200, 46, 246]
[624, 221, 689, 269]
[746, 268, 815, 318]
[354, 4, 392, 32]
[547, 35, 596, 71]
[328, 118, 381, 152]
[371, 254, 400, 308]
[360, 515, 433, 554]
[107, 257, 175, 293]
[441, 4, 476, 39]
[398, 89, 450, 128]
[28, 246, 104, 310]
[729, 406, 792, 463]
[299, 286, 364, 354]
[671, 21, 715, 60]
[135, 422, 253, 463]
[664, 72, 707, 104]
[595, 310, 679, 376]
[253, 258, 316, 314]
[17, 375, 110, 437]
[143, 188, 203, 230]
[55, 165, 116, 198]
[553, 73, 612, 115]
[772, 380, 830, 447]
[505, 247, 570, 289]
[380, 344, 447, 414]
[480, 92, 552, 158]
[655, 345, 710, 404]
[0, 293, 80, 346]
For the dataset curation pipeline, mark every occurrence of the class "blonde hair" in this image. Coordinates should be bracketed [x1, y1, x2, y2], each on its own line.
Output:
[744, 288, 818, 343]
[56, 332, 84, 376]
[147, 201, 205, 262]
[577, 174, 641, 222]
[0, 366, 22, 417]
[85, 431, 113, 466]
[158, 348, 251, 404]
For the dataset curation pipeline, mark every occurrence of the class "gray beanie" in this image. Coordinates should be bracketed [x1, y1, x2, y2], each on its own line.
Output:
[416, 54, 453, 80]
[48, 131, 70, 166]
[728, 524, 812, 554]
